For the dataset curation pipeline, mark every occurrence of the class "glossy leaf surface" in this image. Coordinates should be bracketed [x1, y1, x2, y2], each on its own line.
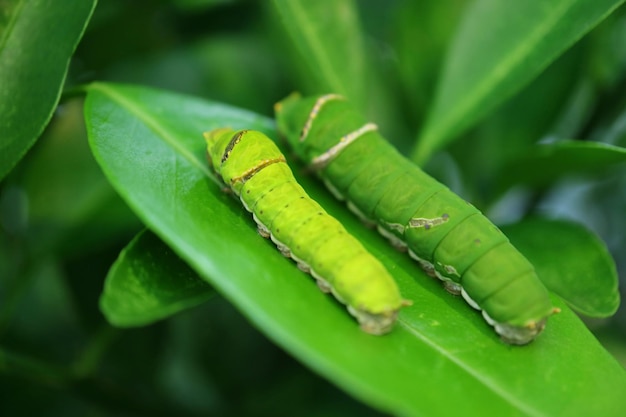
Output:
[414, 0, 626, 163]
[101, 229, 216, 327]
[85, 83, 626, 417]
[0, 0, 96, 179]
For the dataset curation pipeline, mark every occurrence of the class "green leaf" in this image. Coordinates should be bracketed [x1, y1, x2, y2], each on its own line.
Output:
[446, 49, 588, 202]
[269, 0, 369, 108]
[100, 229, 216, 327]
[413, 0, 626, 164]
[502, 217, 620, 317]
[85, 83, 626, 417]
[495, 141, 626, 194]
[0, 0, 96, 180]
[268, 0, 402, 142]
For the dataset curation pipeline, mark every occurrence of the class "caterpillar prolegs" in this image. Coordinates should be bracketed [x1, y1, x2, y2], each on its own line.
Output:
[204, 128, 409, 335]
[275, 94, 559, 345]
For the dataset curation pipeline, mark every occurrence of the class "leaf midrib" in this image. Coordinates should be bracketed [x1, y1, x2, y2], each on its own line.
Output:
[398, 319, 544, 416]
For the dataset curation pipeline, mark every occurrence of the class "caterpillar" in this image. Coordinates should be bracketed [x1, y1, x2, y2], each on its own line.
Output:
[203, 128, 409, 335]
[274, 94, 559, 345]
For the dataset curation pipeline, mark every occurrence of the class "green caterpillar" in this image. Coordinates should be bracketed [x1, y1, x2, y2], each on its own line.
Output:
[204, 128, 408, 335]
[275, 94, 559, 344]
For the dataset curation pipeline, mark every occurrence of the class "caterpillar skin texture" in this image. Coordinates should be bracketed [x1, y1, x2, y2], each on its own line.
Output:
[204, 128, 408, 335]
[275, 94, 558, 345]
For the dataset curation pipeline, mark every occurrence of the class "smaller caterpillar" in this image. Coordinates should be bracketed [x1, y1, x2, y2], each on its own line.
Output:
[204, 128, 409, 335]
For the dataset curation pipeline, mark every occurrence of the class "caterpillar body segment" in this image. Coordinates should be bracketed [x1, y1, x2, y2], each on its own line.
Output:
[204, 128, 408, 335]
[275, 94, 558, 345]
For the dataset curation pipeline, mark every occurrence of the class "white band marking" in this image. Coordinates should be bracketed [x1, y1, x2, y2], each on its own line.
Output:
[311, 123, 378, 169]
[299, 94, 344, 142]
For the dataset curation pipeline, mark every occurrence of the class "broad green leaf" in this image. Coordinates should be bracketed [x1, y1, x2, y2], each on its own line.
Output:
[100, 229, 215, 327]
[502, 217, 620, 317]
[413, 0, 626, 164]
[495, 141, 626, 194]
[85, 83, 626, 417]
[0, 0, 96, 180]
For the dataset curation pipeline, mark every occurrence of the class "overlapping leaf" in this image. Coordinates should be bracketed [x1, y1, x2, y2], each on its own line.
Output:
[101, 229, 216, 327]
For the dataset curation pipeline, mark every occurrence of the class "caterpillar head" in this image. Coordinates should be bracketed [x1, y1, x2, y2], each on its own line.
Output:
[203, 127, 234, 174]
[489, 307, 560, 345]
[204, 128, 286, 194]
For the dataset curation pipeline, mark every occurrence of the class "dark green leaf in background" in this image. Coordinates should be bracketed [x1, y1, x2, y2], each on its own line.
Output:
[100, 229, 215, 327]
[391, 0, 467, 126]
[414, 0, 626, 164]
[0, 0, 96, 180]
[270, 0, 368, 104]
[444, 46, 588, 204]
[15, 98, 140, 255]
[495, 140, 626, 194]
[85, 83, 626, 417]
[269, 0, 399, 134]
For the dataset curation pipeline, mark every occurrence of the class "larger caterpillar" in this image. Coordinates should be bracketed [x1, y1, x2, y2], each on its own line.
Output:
[204, 128, 408, 335]
[275, 94, 559, 345]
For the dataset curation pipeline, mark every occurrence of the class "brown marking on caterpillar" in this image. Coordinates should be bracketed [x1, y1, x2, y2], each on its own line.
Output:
[300, 94, 344, 142]
[409, 250, 461, 296]
[443, 280, 462, 295]
[257, 223, 270, 238]
[316, 278, 332, 293]
[297, 262, 310, 273]
[442, 264, 460, 277]
[221, 130, 247, 164]
[408, 213, 450, 229]
[311, 123, 378, 170]
[252, 212, 270, 237]
[230, 156, 287, 185]
[350, 306, 400, 335]
[408, 249, 437, 277]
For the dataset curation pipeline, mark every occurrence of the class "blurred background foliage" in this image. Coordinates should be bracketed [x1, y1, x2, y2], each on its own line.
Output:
[1, 0, 625, 415]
